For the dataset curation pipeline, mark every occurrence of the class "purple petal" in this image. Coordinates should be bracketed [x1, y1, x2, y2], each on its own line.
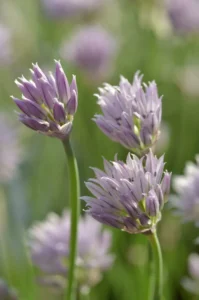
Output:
[13, 97, 46, 119]
[140, 127, 152, 146]
[66, 90, 78, 115]
[161, 172, 171, 196]
[19, 115, 49, 132]
[53, 101, 66, 123]
[32, 63, 46, 79]
[39, 78, 55, 109]
[15, 79, 41, 103]
[70, 75, 78, 95]
[145, 190, 159, 217]
[155, 184, 164, 209]
[55, 61, 70, 103]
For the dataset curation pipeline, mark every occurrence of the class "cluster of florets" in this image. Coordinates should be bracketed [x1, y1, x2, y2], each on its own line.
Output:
[61, 25, 117, 80]
[94, 73, 162, 155]
[182, 253, 199, 296]
[82, 150, 171, 234]
[12, 61, 78, 140]
[172, 155, 199, 225]
[166, 0, 199, 34]
[28, 211, 113, 292]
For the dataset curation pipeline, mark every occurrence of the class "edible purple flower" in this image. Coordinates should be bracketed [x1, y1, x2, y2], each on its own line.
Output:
[61, 25, 117, 80]
[166, 0, 199, 34]
[82, 150, 171, 234]
[182, 253, 199, 296]
[12, 61, 78, 140]
[172, 155, 199, 225]
[94, 73, 162, 155]
[28, 211, 113, 292]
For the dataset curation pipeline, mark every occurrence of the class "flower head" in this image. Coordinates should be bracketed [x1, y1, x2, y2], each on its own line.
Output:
[172, 156, 199, 224]
[182, 253, 199, 295]
[166, 0, 199, 34]
[41, 0, 104, 19]
[0, 279, 18, 300]
[94, 73, 162, 155]
[12, 61, 78, 140]
[28, 211, 113, 292]
[0, 114, 22, 184]
[82, 150, 171, 234]
[61, 25, 117, 80]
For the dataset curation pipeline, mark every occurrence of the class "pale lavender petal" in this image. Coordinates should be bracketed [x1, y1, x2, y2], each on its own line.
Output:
[13, 98, 46, 119]
[55, 60, 70, 103]
[19, 115, 49, 132]
[53, 101, 66, 123]
[28, 211, 113, 290]
[66, 90, 78, 115]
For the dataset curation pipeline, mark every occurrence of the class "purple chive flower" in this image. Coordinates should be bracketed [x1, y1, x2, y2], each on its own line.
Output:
[166, 0, 199, 34]
[61, 25, 117, 80]
[0, 279, 18, 300]
[94, 73, 162, 154]
[41, 0, 104, 19]
[12, 61, 78, 140]
[172, 156, 199, 225]
[182, 253, 199, 295]
[0, 24, 12, 65]
[0, 114, 22, 184]
[82, 150, 171, 234]
[28, 211, 113, 292]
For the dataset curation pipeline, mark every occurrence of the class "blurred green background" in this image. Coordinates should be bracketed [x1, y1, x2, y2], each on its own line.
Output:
[0, 0, 199, 299]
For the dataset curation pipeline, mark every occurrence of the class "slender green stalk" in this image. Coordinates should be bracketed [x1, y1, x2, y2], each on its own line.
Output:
[147, 231, 163, 300]
[148, 242, 156, 300]
[62, 138, 80, 300]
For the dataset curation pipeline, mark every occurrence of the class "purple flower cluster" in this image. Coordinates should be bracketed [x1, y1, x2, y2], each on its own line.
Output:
[12, 61, 78, 140]
[82, 150, 171, 234]
[94, 73, 162, 155]
[166, 0, 199, 34]
[182, 253, 199, 295]
[61, 25, 117, 80]
[28, 211, 113, 291]
[172, 155, 199, 224]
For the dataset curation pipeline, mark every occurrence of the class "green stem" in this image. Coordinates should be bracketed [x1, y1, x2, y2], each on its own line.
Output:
[147, 231, 163, 300]
[62, 139, 80, 300]
[148, 242, 156, 300]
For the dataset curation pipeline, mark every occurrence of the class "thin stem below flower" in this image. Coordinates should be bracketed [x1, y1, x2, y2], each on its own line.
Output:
[62, 138, 80, 300]
[147, 230, 163, 300]
[148, 242, 156, 300]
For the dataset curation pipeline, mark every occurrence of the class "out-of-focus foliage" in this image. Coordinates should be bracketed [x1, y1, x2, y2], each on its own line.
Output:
[1, 0, 199, 299]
